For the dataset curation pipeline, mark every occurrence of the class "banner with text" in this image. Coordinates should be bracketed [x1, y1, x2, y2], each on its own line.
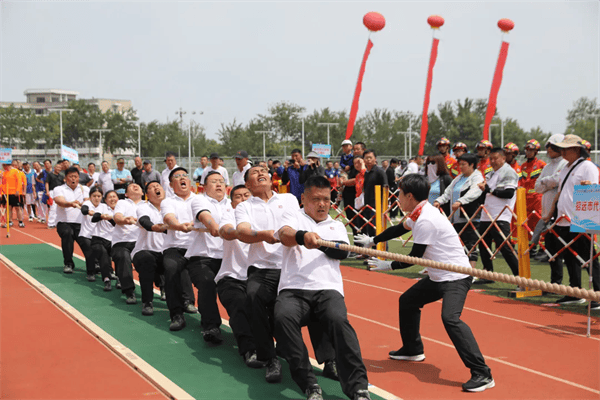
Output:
[61, 145, 79, 164]
[0, 148, 12, 164]
[311, 144, 332, 159]
[571, 184, 600, 234]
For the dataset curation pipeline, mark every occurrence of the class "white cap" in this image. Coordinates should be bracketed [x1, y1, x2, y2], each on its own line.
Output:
[546, 133, 565, 146]
[341, 139, 352, 146]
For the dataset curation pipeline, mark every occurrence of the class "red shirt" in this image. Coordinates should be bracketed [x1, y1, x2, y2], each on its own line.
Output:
[520, 157, 546, 196]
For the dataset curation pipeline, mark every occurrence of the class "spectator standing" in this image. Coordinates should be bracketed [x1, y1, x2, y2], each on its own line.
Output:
[161, 152, 179, 198]
[97, 161, 114, 195]
[453, 142, 468, 159]
[281, 149, 308, 205]
[131, 156, 144, 187]
[339, 139, 354, 173]
[476, 140, 494, 179]
[425, 155, 452, 216]
[520, 139, 546, 256]
[386, 158, 399, 219]
[200, 153, 230, 186]
[232, 150, 251, 186]
[325, 160, 340, 203]
[33, 161, 47, 223]
[46, 162, 64, 228]
[362, 150, 388, 237]
[23, 161, 37, 221]
[74, 164, 92, 187]
[299, 152, 326, 184]
[342, 142, 365, 238]
[142, 160, 162, 186]
[111, 158, 133, 199]
[437, 137, 459, 178]
[193, 156, 209, 183]
[87, 163, 100, 187]
[503, 143, 522, 177]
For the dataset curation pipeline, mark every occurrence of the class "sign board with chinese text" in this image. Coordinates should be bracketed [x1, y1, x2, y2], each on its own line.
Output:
[0, 148, 12, 164]
[311, 144, 331, 159]
[61, 145, 79, 164]
[571, 184, 600, 234]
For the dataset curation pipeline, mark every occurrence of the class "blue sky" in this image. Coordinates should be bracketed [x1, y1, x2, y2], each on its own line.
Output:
[1, 1, 598, 142]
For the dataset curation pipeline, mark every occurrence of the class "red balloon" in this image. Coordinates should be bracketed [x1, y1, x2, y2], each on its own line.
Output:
[427, 15, 445, 28]
[363, 12, 385, 32]
[498, 18, 515, 32]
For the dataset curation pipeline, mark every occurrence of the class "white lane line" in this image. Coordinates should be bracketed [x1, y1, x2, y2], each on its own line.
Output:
[9, 230, 400, 400]
[347, 313, 600, 395]
[0, 253, 194, 400]
[343, 277, 600, 342]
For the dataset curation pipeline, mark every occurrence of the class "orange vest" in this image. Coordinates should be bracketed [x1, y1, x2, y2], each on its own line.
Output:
[509, 160, 522, 178]
[477, 158, 493, 179]
[520, 157, 546, 196]
[444, 153, 459, 178]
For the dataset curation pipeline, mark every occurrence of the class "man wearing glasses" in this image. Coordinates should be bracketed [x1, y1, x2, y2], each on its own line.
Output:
[111, 158, 133, 199]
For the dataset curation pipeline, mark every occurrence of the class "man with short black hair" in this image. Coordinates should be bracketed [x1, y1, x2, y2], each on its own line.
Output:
[161, 152, 179, 198]
[200, 153, 230, 186]
[282, 149, 307, 204]
[131, 156, 144, 187]
[193, 156, 209, 183]
[386, 158, 399, 219]
[87, 163, 99, 187]
[341, 142, 366, 237]
[97, 161, 113, 194]
[232, 150, 251, 186]
[45, 162, 64, 228]
[142, 160, 161, 186]
[362, 149, 388, 236]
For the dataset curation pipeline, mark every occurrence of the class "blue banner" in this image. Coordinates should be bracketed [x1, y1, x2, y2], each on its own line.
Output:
[0, 148, 12, 164]
[571, 184, 600, 234]
[61, 145, 79, 164]
[311, 144, 331, 159]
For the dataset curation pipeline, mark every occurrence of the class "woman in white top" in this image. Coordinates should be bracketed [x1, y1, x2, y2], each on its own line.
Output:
[79, 186, 103, 281]
[89, 190, 118, 291]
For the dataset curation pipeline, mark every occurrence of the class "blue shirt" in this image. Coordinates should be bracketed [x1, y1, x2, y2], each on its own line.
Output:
[111, 169, 133, 194]
[428, 179, 441, 205]
[285, 165, 307, 202]
[451, 175, 468, 223]
[340, 153, 354, 171]
[325, 168, 339, 179]
[35, 170, 47, 192]
[25, 171, 36, 193]
[193, 167, 204, 182]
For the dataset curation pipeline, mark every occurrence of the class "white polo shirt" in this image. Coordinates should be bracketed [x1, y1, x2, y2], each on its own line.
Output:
[161, 164, 179, 198]
[79, 200, 100, 239]
[160, 192, 196, 249]
[215, 204, 250, 282]
[88, 172, 100, 187]
[557, 158, 600, 227]
[406, 202, 471, 282]
[232, 163, 251, 187]
[235, 192, 299, 270]
[112, 198, 141, 244]
[97, 171, 114, 194]
[185, 194, 230, 259]
[132, 201, 165, 257]
[481, 163, 519, 223]
[54, 184, 90, 224]
[275, 209, 349, 296]
[201, 166, 230, 185]
[91, 203, 115, 242]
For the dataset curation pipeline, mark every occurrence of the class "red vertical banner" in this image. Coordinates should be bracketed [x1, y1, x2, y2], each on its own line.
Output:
[483, 41, 509, 141]
[346, 39, 374, 140]
[419, 37, 440, 155]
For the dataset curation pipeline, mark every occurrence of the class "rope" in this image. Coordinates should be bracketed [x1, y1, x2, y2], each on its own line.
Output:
[317, 239, 600, 302]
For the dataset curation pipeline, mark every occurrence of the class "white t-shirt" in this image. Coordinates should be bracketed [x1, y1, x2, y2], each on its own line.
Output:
[160, 192, 196, 249]
[79, 200, 100, 239]
[480, 163, 519, 223]
[185, 195, 230, 259]
[88, 172, 100, 187]
[97, 171, 114, 194]
[406, 202, 471, 282]
[161, 164, 179, 198]
[556, 158, 600, 227]
[215, 204, 250, 282]
[112, 198, 141, 244]
[201, 166, 230, 185]
[91, 203, 115, 242]
[232, 163, 251, 187]
[132, 201, 165, 257]
[235, 192, 300, 269]
[406, 162, 419, 174]
[275, 209, 349, 296]
[53, 184, 90, 224]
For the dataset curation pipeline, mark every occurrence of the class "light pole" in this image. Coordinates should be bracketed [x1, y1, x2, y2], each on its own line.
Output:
[48, 108, 74, 149]
[128, 121, 141, 156]
[317, 122, 339, 157]
[584, 113, 600, 163]
[256, 131, 271, 161]
[90, 129, 111, 162]
[480, 123, 499, 144]
[398, 112, 413, 159]
[175, 109, 203, 172]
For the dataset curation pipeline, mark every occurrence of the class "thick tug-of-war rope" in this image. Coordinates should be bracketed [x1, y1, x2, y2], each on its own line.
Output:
[317, 239, 600, 302]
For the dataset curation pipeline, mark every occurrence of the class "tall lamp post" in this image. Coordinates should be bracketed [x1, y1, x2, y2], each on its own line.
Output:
[317, 122, 339, 157]
[256, 131, 271, 161]
[584, 113, 600, 163]
[90, 129, 111, 162]
[48, 108, 74, 149]
[480, 123, 499, 144]
[128, 121, 141, 156]
[398, 112, 413, 159]
[175, 108, 203, 172]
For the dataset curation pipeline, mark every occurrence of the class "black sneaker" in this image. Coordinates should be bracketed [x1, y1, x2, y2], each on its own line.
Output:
[322, 360, 339, 381]
[353, 389, 371, 400]
[244, 350, 267, 369]
[389, 347, 425, 361]
[265, 357, 282, 383]
[160, 287, 167, 301]
[103, 279, 112, 291]
[86, 274, 96, 282]
[125, 293, 137, 305]
[169, 314, 186, 331]
[589, 301, 600, 310]
[556, 296, 585, 305]
[142, 302, 154, 316]
[305, 384, 323, 400]
[183, 301, 198, 314]
[202, 327, 223, 345]
[63, 265, 73, 274]
[462, 373, 495, 392]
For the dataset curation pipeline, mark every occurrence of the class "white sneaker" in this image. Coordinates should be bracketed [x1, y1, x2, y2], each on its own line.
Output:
[418, 268, 429, 275]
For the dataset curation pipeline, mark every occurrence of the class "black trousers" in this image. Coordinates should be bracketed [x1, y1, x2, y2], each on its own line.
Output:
[554, 226, 600, 291]
[188, 256, 222, 330]
[112, 241, 136, 294]
[544, 230, 564, 285]
[132, 250, 165, 304]
[478, 220, 519, 275]
[274, 289, 368, 398]
[361, 206, 376, 237]
[343, 194, 359, 236]
[163, 247, 196, 318]
[57, 222, 85, 268]
[454, 222, 479, 262]
[399, 276, 491, 377]
[91, 236, 113, 281]
[217, 277, 256, 355]
[246, 266, 335, 363]
[78, 237, 97, 275]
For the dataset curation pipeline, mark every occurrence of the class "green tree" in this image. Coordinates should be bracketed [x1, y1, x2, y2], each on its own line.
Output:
[564, 97, 599, 146]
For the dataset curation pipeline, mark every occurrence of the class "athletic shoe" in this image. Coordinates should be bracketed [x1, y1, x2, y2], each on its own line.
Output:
[63, 265, 73, 274]
[556, 296, 585, 305]
[160, 287, 167, 301]
[244, 351, 267, 368]
[103, 279, 112, 291]
[462, 373, 495, 392]
[183, 301, 198, 314]
[169, 314, 186, 331]
[305, 384, 323, 400]
[202, 327, 223, 345]
[389, 347, 425, 362]
[125, 293, 137, 305]
[18, 222, 25, 228]
[142, 302, 154, 316]
[115, 278, 121, 290]
[28, 217, 33, 222]
[322, 360, 339, 381]
[265, 358, 282, 383]
[40, 219, 46, 224]
[86, 274, 96, 282]
[353, 389, 371, 400]
[9, 222, 13, 227]
[589, 301, 600, 310]
[418, 268, 428, 275]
